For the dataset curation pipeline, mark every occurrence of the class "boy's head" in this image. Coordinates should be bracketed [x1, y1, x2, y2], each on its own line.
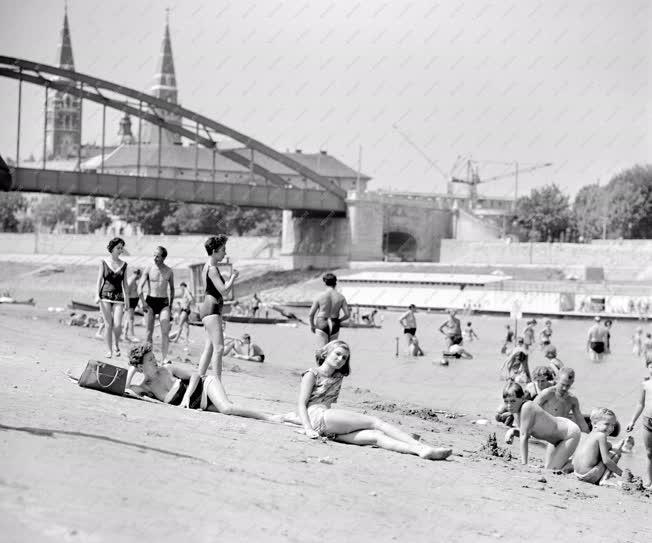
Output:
[502, 381, 526, 413]
[179, 281, 187, 288]
[589, 407, 618, 436]
[408, 304, 416, 311]
[516, 337, 524, 345]
[128, 343, 155, 371]
[532, 366, 554, 385]
[466, 321, 472, 327]
[544, 345, 557, 359]
[506, 324, 511, 330]
[555, 368, 575, 397]
[241, 333, 251, 343]
[323, 273, 337, 287]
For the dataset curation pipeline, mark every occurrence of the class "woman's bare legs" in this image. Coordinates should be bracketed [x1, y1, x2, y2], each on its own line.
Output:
[199, 315, 223, 377]
[112, 304, 124, 356]
[643, 426, 652, 487]
[323, 408, 452, 460]
[204, 377, 280, 422]
[99, 301, 114, 357]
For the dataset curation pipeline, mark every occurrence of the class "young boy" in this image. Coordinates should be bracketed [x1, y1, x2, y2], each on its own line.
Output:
[573, 408, 623, 485]
[539, 320, 553, 349]
[463, 321, 479, 343]
[534, 368, 590, 433]
[525, 366, 555, 400]
[224, 333, 265, 362]
[502, 381, 581, 470]
[626, 359, 652, 488]
[501, 324, 514, 354]
[523, 319, 536, 351]
[544, 345, 564, 378]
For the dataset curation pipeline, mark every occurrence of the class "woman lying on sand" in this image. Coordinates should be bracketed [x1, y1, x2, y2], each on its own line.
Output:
[125, 344, 280, 422]
[283, 340, 452, 461]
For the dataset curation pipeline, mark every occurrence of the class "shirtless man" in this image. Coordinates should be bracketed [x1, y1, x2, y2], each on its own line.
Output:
[534, 367, 590, 433]
[399, 304, 418, 349]
[438, 309, 462, 347]
[140, 246, 175, 362]
[503, 381, 581, 470]
[224, 333, 265, 362]
[125, 343, 280, 421]
[309, 273, 350, 347]
[586, 316, 608, 361]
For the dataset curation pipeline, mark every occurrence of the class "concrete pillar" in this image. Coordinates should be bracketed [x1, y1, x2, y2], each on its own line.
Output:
[280, 209, 350, 270]
[347, 194, 384, 261]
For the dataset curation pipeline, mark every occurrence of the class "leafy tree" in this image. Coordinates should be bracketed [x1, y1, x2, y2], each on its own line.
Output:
[603, 165, 652, 238]
[514, 184, 572, 241]
[33, 195, 75, 232]
[88, 208, 112, 232]
[0, 192, 27, 232]
[572, 183, 604, 241]
[106, 198, 172, 234]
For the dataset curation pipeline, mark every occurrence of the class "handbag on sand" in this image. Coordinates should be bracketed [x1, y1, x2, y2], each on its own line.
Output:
[78, 360, 127, 396]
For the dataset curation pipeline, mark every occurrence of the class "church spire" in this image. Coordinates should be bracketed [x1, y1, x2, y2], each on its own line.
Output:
[142, 12, 181, 145]
[57, 3, 75, 70]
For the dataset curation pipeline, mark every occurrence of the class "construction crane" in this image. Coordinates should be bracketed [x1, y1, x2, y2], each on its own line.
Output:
[451, 158, 553, 208]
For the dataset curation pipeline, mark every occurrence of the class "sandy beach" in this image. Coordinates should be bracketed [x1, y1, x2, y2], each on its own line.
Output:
[1, 265, 651, 543]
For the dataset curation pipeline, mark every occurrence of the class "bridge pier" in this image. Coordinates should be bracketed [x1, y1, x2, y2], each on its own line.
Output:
[280, 210, 350, 270]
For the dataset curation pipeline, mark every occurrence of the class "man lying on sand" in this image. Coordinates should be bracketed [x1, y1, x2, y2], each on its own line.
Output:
[283, 340, 452, 461]
[573, 408, 623, 485]
[503, 381, 581, 470]
[125, 344, 280, 422]
[534, 368, 590, 433]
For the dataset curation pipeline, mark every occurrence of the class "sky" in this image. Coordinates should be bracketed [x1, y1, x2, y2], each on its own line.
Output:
[0, 0, 650, 200]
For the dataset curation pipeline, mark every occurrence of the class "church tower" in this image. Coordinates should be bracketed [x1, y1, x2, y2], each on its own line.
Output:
[46, 5, 82, 159]
[142, 13, 182, 145]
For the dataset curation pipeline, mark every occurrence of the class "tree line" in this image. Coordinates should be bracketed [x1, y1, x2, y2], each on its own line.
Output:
[1, 163, 651, 239]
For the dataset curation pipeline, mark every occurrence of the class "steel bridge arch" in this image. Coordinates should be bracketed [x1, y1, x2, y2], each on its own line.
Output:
[0, 55, 346, 200]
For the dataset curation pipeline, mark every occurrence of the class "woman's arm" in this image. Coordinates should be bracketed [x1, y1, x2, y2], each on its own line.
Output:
[308, 300, 319, 332]
[95, 260, 104, 303]
[122, 263, 129, 309]
[178, 373, 202, 408]
[297, 372, 318, 438]
[339, 299, 350, 323]
[626, 386, 647, 431]
[138, 268, 149, 305]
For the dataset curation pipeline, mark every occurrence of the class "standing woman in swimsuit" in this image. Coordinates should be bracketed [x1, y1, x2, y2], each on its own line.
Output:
[197, 235, 238, 379]
[94, 237, 129, 358]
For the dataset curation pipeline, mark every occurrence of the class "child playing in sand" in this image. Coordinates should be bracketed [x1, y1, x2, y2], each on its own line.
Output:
[534, 368, 590, 433]
[407, 335, 424, 357]
[544, 345, 564, 378]
[463, 321, 478, 343]
[224, 333, 265, 362]
[500, 324, 514, 354]
[283, 340, 452, 461]
[632, 327, 643, 357]
[573, 408, 623, 485]
[625, 359, 652, 488]
[502, 381, 581, 470]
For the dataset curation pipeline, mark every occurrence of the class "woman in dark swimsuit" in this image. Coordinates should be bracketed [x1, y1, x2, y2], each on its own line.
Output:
[94, 237, 129, 359]
[180, 235, 239, 406]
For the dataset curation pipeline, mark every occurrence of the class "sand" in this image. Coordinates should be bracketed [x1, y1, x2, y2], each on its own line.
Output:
[1, 265, 651, 542]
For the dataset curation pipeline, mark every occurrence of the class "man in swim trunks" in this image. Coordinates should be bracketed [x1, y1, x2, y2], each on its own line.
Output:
[586, 316, 608, 361]
[534, 367, 590, 433]
[125, 343, 281, 421]
[399, 304, 418, 350]
[309, 273, 350, 347]
[438, 309, 462, 347]
[140, 246, 175, 363]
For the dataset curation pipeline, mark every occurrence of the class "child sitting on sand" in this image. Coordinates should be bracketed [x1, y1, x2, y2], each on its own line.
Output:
[224, 333, 265, 362]
[408, 336, 424, 357]
[625, 359, 652, 488]
[502, 381, 581, 470]
[573, 408, 623, 485]
[283, 340, 452, 461]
